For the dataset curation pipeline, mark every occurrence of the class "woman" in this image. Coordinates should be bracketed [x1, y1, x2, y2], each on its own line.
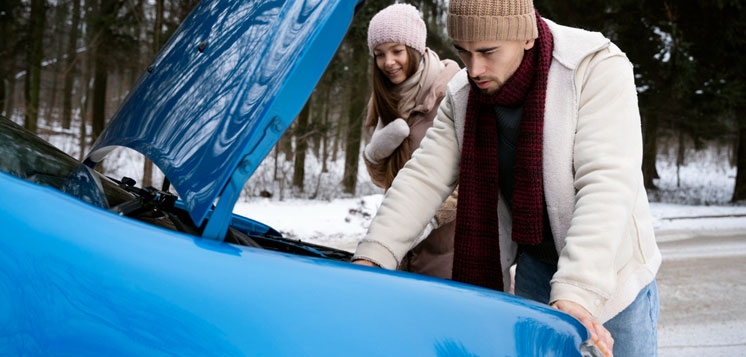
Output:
[361, 3, 460, 279]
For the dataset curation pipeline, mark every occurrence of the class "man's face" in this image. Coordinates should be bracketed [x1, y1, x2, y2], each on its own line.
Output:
[454, 39, 535, 95]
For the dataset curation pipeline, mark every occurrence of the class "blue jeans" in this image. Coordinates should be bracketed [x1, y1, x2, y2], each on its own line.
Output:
[514, 253, 659, 357]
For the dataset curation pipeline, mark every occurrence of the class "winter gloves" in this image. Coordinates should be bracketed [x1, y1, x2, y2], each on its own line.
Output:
[364, 118, 410, 164]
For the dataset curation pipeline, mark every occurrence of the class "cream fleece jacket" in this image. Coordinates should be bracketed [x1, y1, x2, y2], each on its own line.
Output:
[353, 19, 661, 323]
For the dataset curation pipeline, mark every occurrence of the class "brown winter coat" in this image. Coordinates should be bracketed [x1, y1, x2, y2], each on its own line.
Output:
[364, 51, 460, 279]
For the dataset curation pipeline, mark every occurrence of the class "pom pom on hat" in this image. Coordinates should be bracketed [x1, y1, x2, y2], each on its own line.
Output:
[368, 3, 426, 56]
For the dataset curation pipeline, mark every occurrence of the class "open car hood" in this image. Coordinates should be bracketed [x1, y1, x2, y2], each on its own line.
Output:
[86, 0, 363, 239]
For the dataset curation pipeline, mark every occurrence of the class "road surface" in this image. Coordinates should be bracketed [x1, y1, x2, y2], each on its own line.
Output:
[657, 231, 746, 356]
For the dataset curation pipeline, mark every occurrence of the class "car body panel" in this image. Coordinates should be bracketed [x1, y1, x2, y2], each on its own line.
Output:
[0, 0, 597, 354]
[1, 171, 587, 355]
[86, 0, 359, 238]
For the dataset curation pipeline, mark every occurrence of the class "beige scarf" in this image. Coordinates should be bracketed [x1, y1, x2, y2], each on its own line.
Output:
[394, 48, 445, 120]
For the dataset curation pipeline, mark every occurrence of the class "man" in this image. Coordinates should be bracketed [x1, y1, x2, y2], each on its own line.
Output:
[352, 0, 661, 356]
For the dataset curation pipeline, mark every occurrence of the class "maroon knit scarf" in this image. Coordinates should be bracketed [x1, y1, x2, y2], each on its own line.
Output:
[452, 12, 554, 291]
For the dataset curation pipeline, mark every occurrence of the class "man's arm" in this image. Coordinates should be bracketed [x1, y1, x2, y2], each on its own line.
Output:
[353, 91, 462, 269]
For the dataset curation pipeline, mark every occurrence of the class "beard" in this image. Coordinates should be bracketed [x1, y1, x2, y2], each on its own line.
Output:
[470, 74, 502, 95]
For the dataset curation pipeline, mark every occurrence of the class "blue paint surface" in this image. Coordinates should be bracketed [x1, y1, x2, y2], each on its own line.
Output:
[0, 0, 593, 354]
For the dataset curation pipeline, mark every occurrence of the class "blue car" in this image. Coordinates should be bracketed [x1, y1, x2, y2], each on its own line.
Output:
[0, 0, 602, 355]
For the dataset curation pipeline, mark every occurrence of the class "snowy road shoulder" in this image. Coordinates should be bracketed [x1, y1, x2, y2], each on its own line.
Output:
[650, 203, 746, 243]
[234, 198, 746, 251]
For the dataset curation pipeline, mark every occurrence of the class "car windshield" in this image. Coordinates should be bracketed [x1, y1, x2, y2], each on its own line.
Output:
[0, 116, 133, 207]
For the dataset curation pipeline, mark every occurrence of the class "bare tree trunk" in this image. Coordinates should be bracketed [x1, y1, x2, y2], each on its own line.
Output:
[342, 49, 367, 195]
[676, 130, 685, 188]
[273, 146, 279, 182]
[62, 0, 81, 129]
[47, 2, 68, 124]
[342, 92, 364, 193]
[91, 0, 119, 149]
[642, 113, 659, 189]
[174, 0, 200, 22]
[279, 129, 293, 160]
[0, 0, 18, 117]
[91, 57, 107, 143]
[292, 100, 310, 192]
[79, 77, 90, 161]
[310, 92, 324, 159]
[732, 128, 746, 202]
[0, 79, 4, 116]
[79, 0, 98, 161]
[25, 0, 46, 133]
[1, 76, 15, 118]
[153, 0, 164, 50]
[331, 100, 342, 163]
[142, 0, 164, 188]
[321, 90, 331, 173]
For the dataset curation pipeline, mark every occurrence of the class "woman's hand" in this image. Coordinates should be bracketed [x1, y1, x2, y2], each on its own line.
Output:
[364, 118, 410, 164]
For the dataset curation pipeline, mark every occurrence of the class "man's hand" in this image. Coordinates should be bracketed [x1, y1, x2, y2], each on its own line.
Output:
[552, 300, 614, 357]
[364, 118, 410, 164]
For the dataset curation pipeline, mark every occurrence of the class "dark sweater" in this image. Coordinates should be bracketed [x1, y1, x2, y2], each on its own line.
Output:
[495, 106, 558, 264]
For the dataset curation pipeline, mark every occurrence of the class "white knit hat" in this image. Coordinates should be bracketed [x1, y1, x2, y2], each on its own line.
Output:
[367, 3, 427, 56]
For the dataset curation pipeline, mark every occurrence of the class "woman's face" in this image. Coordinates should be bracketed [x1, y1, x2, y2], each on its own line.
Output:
[373, 42, 410, 85]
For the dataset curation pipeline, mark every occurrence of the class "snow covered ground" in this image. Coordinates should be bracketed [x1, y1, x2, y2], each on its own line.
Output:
[233, 196, 746, 252]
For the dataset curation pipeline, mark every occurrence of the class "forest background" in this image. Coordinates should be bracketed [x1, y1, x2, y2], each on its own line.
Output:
[2, 0, 745, 204]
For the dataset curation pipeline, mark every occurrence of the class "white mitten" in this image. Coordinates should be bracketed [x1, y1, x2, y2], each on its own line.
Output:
[364, 118, 410, 164]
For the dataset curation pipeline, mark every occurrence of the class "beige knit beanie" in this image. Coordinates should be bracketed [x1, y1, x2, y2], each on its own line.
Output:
[447, 0, 538, 42]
